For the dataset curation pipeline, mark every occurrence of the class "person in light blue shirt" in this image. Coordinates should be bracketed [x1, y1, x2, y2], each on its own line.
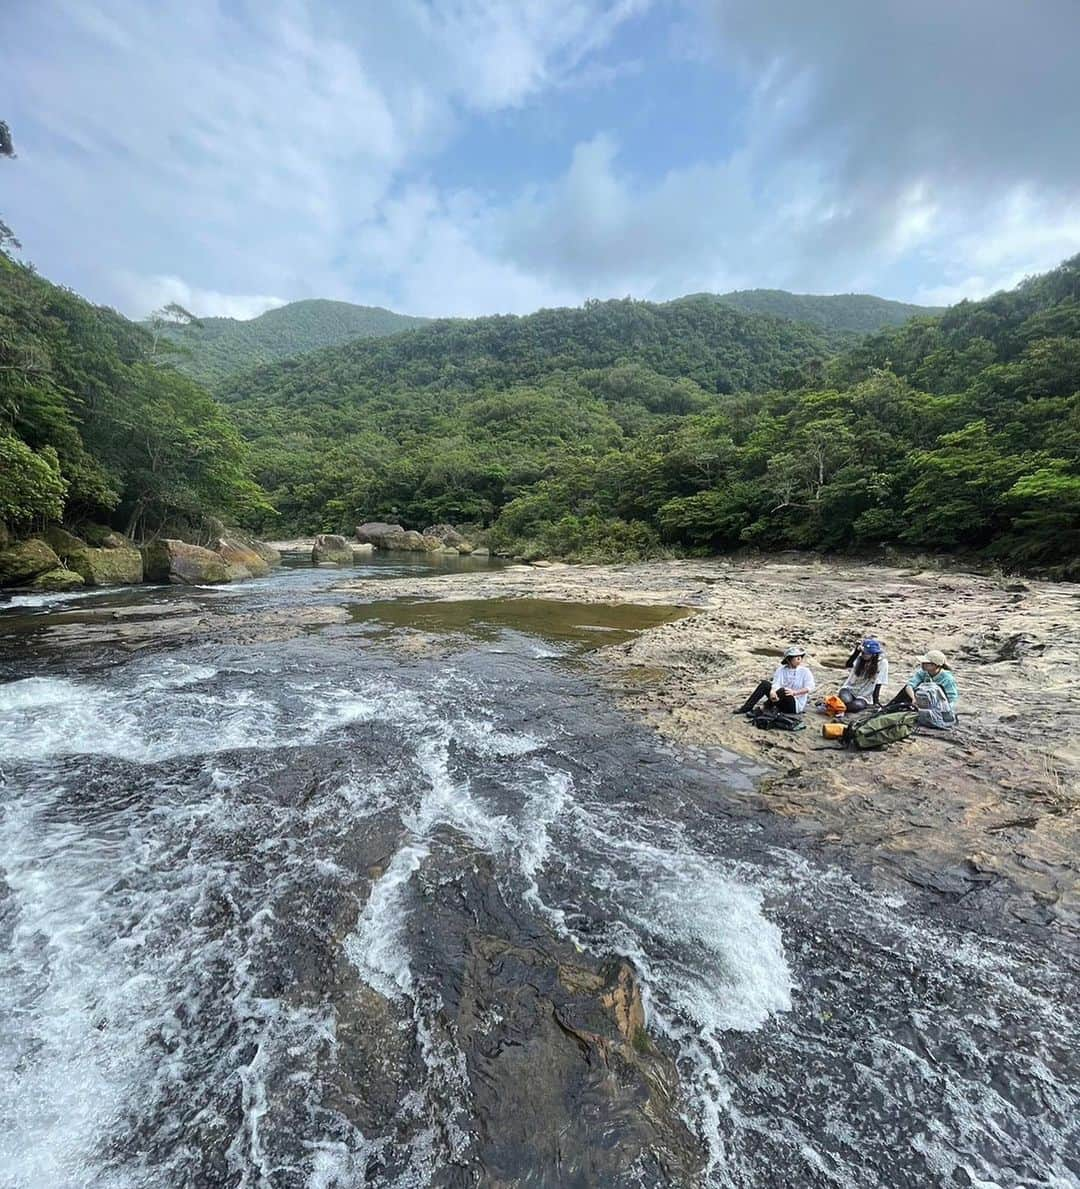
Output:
[884, 649, 958, 711]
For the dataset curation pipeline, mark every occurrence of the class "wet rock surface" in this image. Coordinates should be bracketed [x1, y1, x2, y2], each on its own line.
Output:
[312, 533, 355, 565]
[141, 538, 227, 584]
[1, 560, 1077, 1188]
[339, 557, 1080, 942]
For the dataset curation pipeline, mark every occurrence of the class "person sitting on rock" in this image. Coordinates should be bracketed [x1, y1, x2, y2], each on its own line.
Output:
[735, 645, 816, 715]
[883, 649, 958, 714]
[838, 637, 889, 712]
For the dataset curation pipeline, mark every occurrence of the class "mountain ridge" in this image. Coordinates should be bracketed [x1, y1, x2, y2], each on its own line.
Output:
[705, 288, 942, 334]
[156, 297, 429, 387]
[161, 289, 940, 388]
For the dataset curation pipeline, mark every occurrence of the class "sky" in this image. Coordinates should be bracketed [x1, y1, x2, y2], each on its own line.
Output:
[3, 0, 1080, 321]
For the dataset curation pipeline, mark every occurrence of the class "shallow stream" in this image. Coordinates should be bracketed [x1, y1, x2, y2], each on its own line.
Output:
[0, 558, 1076, 1188]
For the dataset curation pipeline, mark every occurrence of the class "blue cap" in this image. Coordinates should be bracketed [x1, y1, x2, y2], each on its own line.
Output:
[862, 638, 883, 655]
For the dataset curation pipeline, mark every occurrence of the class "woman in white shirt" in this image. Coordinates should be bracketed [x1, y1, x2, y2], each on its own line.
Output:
[839, 638, 889, 712]
[735, 645, 816, 715]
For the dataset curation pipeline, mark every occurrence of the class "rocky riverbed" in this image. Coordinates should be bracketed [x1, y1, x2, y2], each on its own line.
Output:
[336, 556, 1080, 942]
[1, 553, 1077, 1188]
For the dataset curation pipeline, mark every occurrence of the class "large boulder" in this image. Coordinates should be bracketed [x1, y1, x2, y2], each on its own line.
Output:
[423, 523, 470, 552]
[355, 521, 405, 547]
[42, 525, 89, 563]
[249, 537, 281, 567]
[423, 523, 466, 549]
[312, 534, 353, 565]
[80, 523, 135, 550]
[68, 546, 144, 586]
[390, 530, 442, 552]
[142, 539, 230, 585]
[0, 539, 62, 586]
[30, 567, 86, 592]
[211, 534, 271, 580]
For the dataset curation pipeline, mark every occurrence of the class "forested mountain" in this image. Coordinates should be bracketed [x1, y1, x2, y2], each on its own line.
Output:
[224, 258, 1080, 576]
[218, 296, 836, 530]
[0, 256, 266, 538]
[3, 248, 1076, 577]
[156, 298, 429, 388]
[710, 289, 941, 335]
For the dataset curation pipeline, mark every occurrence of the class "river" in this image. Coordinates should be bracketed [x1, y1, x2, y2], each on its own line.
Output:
[0, 558, 1076, 1188]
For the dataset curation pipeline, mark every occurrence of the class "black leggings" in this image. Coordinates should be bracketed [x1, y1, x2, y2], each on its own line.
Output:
[739, 680, 796, 714]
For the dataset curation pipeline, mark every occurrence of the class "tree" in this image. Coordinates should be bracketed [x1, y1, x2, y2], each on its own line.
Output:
[147, 302, 202, 361]
[0, 433, 66, 527]
[0, 120, 19, 253]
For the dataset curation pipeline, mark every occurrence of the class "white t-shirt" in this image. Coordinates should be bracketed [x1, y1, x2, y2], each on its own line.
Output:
[841, 657, 888, 700]
[770, 663, 816, 712]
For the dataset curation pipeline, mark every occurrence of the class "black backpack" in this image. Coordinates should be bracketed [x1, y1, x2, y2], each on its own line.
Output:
[752, 709, 806, 732]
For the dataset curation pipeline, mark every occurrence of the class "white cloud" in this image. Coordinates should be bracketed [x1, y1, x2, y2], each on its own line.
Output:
[4, 0, 1079, 319]
[4, 0, 652, 315]
[115, 272, 287, 320]
[487, 1, 1080, 303]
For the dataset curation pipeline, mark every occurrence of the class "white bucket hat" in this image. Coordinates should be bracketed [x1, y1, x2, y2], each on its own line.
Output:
[782, 644, 806, 659]
[919, 649, 947, 667]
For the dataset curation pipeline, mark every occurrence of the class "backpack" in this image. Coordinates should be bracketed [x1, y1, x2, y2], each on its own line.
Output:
[914, 683, 957, 730]
[752, 709, 806, 732]
[842, 710, 918, 751]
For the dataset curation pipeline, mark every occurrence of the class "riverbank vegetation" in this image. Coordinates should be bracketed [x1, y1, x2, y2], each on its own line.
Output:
[2, 246, 1077, 577]
[0, 255, 267, 539]
[223, 255, 1080, 576]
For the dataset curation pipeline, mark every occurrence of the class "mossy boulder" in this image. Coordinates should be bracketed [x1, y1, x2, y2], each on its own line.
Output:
[384, 530, 441, 552]
[355, 521, 404, 546]
[30, 567, 86, 591]
[212, 534, 271, 580]
[0, 539, 61, 586]
[42, 525, 89, 562]
[249, 537, 281, 567]
[423, 523, 474, 553]
[312, 534, 353, 564]
[68, 546, 144, 586]
[142, 539, 231, 584]
[80, 523, 135, 549]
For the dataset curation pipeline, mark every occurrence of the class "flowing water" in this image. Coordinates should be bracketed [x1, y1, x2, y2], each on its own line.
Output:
[0, 559, 1076, 1188]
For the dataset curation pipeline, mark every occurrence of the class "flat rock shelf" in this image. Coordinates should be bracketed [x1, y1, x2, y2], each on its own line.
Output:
[0, 554, 1076, 1188]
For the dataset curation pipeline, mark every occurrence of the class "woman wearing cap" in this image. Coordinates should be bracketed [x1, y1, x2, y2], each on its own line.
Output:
[885, 649, 958, 712]
[735, 645, 816, 715]
[838, 637, 889, 712]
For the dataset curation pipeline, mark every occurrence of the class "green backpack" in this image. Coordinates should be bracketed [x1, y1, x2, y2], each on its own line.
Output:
[842, 710, 919, 751]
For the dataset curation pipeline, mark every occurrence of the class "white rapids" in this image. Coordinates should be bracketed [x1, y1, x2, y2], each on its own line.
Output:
[0, 573, 1076, 1189]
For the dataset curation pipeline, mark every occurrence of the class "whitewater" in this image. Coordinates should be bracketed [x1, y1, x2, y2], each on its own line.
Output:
[0, 559, 1075, 1188]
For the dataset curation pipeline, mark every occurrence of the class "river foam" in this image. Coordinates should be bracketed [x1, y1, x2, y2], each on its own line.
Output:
[2, 629, 1075, 1187]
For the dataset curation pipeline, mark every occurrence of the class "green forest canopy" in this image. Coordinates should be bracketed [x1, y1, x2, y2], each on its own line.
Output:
[220, 259, 1079, 576]
[160, 290, 936, 391]
[155, 298, 430, 389]
[708, 289, 942, 335]
[0, 255, 267, 538]
[2, 248, 1078, 577]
